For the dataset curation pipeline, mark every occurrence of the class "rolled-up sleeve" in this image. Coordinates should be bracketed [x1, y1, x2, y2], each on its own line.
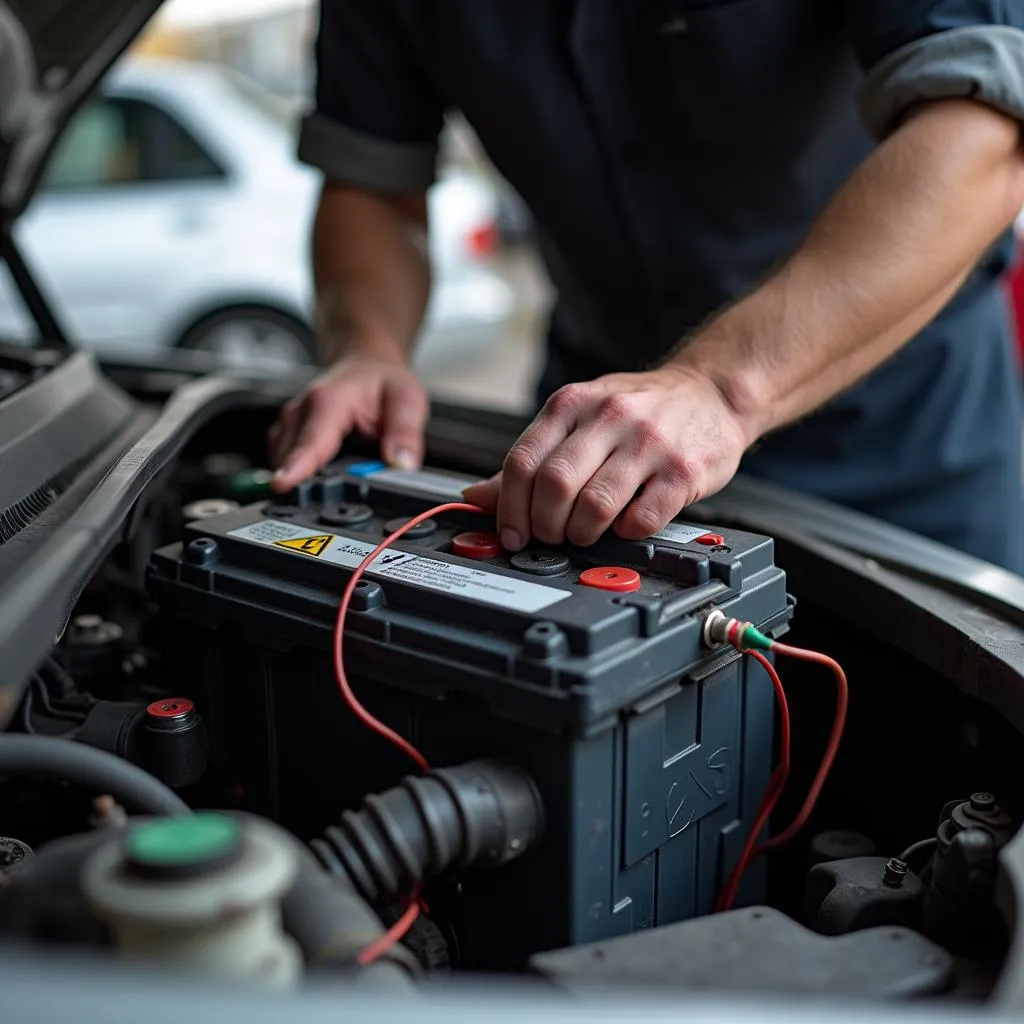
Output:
[849, 1, 1024, 139]
[297, 0, 444, 192]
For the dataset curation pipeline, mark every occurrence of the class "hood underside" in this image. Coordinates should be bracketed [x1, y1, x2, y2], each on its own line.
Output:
[0, 0, 164, 225]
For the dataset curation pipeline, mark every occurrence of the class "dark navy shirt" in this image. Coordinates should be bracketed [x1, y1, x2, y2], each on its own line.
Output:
[299, 1, 1024, 570]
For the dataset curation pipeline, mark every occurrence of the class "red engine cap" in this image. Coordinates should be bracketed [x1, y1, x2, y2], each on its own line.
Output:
[579, 566, 642, 593]
[146, 698, 195, 720]
[696, 533, 725, 546]
[452, 531, 504, 560]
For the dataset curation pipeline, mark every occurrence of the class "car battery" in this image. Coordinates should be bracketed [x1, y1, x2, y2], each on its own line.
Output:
[147, 458, 792, 968]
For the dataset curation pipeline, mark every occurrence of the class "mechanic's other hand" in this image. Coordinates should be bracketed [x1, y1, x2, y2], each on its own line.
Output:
[462, 367, 753, 550]
[268, 351, 428, 493]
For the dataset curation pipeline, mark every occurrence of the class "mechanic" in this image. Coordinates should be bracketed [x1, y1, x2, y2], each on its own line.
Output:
[268, 1, 1024, 571]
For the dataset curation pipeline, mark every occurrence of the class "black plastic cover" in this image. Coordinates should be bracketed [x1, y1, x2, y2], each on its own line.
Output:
[530, 906, 955, 999]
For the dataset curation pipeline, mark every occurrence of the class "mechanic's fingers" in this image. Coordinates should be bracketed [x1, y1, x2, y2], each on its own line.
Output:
[268, 398, 304, 470]
[614, 475, 695, 541]
[529, 431, 616, 545]
[497, 384, 585, 551]
[267, 422, 283, 467]
[380, 376, 428, 469]
[565, 452, 651, 548]
[462, 473, 501, 512]
[272, 398, 355, 492]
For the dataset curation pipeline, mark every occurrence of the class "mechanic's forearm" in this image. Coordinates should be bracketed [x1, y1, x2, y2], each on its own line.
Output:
[312, 182, 431, 365]
[674, 99, 1024, 441]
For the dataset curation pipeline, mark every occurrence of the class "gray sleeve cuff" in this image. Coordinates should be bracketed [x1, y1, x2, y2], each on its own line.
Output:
[859, 25, 1024, 140]
[297, 112, 438, 192]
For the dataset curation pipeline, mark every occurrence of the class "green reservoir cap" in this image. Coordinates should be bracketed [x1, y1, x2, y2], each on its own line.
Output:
[124, 813, 243, 879]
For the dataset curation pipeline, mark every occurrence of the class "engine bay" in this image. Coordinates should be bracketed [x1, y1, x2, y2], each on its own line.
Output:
[2, 398, 1022, 1007]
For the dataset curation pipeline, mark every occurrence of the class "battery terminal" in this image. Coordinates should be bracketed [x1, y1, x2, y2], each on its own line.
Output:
[702, 610, 773, 652]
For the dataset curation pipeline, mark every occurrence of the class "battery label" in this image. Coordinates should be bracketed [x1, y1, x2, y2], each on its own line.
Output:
[650, 522, 708, 545]
[228, 521, 571, 614]
[360, 466, 483, 499]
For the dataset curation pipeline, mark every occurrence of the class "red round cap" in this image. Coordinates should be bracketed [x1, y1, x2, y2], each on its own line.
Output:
[579, 566, 642, 593]
[146, 698, 195, 719]
[696, 533, 725, 546]
[452, 531, 503, 560]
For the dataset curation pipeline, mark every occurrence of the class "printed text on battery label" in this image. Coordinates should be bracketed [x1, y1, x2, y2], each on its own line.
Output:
[229, 522, 570, 614]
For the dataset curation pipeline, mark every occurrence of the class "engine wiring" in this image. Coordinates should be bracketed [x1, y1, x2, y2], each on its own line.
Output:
[331, 514, 849, 958]
[714, 650, 791, 913]
[332, 500, 485, 966]
[712, 618, 850, 912]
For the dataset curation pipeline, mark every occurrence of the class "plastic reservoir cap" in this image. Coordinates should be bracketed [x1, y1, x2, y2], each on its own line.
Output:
[452, 531, 503, 559]
[579, 566, 642, 593]
[146, 697, 195, 721]
[696, 533, 725, 546]
[125, 814, 243, 880]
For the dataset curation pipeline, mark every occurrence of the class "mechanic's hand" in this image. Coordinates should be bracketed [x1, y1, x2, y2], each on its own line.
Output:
[462, 366, 753, 550]
[268, 351, 428, 493]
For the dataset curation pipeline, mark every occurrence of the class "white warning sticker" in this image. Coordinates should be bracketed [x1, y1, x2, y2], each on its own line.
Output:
[228, 521, 571, 614]
[650, 522, 709, 545]
[364, 467, 483, 499]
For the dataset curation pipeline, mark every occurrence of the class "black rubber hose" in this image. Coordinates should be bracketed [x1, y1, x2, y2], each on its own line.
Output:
[312, 759, 544, 903]
[898, 836, 938, 870]
[283, 846, 419, 983]
[0, 735, 189, 816]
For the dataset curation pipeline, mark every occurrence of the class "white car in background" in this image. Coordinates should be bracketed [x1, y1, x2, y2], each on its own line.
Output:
[0, 59, 514, 374]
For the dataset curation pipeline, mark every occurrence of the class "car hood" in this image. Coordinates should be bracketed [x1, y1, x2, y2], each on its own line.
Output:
[0, 0, 163, 225]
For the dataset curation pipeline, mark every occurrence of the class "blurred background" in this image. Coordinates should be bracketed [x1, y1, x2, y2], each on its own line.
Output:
[0, 0, 1020, 406]
[0, 0, 550, 411]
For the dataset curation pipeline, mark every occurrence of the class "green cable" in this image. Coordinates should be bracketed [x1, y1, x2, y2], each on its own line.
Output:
[740, 624, 774, 652]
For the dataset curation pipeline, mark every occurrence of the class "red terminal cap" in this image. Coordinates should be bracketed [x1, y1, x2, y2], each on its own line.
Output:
[579, 566, 642, 593]
[696, 533, 725, 546]
[146, 698, 195, 720]
[452, 531, 504, 560]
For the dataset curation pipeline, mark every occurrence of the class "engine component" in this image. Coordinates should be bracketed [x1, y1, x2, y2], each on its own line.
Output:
[64, 615, 124, 695]
[808, 830, 877, 868]
[0, 829, 117, 947]
[182, 498, 239, 522]
[81, 814, 302, 987]
[147, 459, 792, 968]
[0, 814, 417, 985]
[0, 734, 189, 815]
[805, 856, 925, 935]
[896, 837, 938, 873]
[134, 698, 208, 789]
[56, 695, 207, 790]
[529, 906, 954, 999]
[938, 792, 1014, 852]
[0, 836, 33, 881]
[312, 759, 544, 902]
[925, 792, 1013, 953]
[280, 842, 418, 981]
[378, 905, 451, 971]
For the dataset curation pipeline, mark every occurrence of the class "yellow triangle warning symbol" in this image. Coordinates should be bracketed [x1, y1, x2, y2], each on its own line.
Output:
[273, 533, 333, 557]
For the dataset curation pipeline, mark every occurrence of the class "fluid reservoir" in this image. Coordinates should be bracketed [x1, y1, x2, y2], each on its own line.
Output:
[81, 813, 301, 986]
